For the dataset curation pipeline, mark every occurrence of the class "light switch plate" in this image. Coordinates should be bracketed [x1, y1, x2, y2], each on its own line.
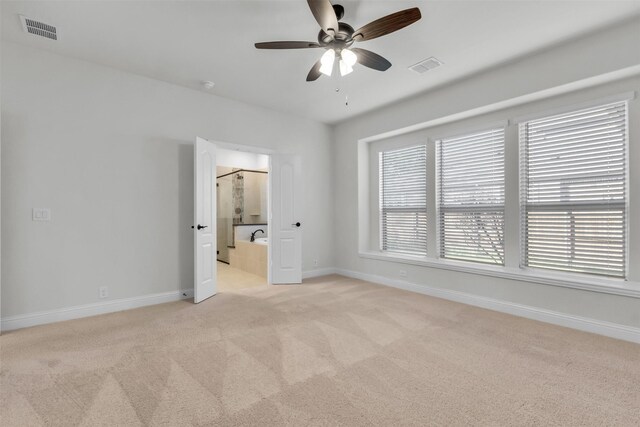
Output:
[32, 208, 51, 222]
[99, 286, 108, 299]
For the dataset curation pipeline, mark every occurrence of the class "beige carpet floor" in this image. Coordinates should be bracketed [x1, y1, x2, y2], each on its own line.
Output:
[1, 275, 639, 426]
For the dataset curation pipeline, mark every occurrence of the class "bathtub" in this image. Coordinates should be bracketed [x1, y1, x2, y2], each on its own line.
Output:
[253, 237, 268, 245]
[229, 239, 268, 278]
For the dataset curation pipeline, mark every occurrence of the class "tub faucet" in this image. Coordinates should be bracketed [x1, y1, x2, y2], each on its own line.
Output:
[250, 229, 264, 242]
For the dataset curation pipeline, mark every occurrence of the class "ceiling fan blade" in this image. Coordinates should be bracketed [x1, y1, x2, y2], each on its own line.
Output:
[306, 59, 323, 81]
[351, 48, 392, 71]
[353, 8, 421, 42]
[255, 41, 321, 49]
[307, 0, 339, 36]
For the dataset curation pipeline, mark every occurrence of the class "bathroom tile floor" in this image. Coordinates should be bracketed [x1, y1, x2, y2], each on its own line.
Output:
[217, 261, 268, 292]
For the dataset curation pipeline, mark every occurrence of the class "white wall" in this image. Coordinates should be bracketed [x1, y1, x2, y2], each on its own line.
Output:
[3, 17, 640, 334]
[216, 147, 268, 170]
[1, 41, 334, 319]
[0, 10, 3, 325]
[333, 19, 640, 329]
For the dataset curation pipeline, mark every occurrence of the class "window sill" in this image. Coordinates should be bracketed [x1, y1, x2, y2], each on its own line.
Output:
[358, 251, 640, 299]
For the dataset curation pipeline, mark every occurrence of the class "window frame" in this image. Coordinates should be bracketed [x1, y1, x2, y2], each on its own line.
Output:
[355, 91, 639, 298]
[518, 101, 629, 279]
[378, 144, 429, 256]
[435, 126, 507, 266]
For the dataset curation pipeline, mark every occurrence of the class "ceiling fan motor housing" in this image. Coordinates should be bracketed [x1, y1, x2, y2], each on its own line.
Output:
[318, 22, 355, 50]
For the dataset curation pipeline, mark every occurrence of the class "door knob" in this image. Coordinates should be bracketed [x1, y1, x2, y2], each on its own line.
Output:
[197, 224, 208, 230]
[292, 222, 301, 227]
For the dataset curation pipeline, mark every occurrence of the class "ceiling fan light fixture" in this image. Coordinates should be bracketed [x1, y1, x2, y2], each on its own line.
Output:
[319, 49, 335, 76]
[341, 49, 357, 67]
[339, 49, 357, 76]
[339, 59, 353, 76]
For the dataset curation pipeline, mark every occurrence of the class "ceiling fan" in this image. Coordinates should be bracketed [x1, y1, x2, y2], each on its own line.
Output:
[255, 0, 422, 81]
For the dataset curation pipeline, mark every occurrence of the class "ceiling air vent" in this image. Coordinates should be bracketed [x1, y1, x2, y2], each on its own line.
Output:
[19, 15, 57, 40]
[409, 57, 442, 74]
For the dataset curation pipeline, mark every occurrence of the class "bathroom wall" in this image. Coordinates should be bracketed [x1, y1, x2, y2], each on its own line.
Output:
[216, 165, 268, 264]
[243, 172, 268, 223]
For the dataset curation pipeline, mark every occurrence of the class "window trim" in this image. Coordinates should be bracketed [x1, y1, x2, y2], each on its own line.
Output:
[512, 91, 635, 124]
[358, 250, 640, 298]
[429, 120, 510, 142]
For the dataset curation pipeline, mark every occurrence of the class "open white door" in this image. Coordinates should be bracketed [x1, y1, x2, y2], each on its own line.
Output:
[194, 137, 217, 303]
[270, 154, 303, 284]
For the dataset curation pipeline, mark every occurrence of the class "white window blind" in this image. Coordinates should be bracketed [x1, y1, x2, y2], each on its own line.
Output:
[520, 102, 627, 278]
[437, 128, 505, 265]
[380, 145, 427, 255]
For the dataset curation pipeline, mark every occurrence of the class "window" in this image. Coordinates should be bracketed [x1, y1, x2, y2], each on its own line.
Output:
[437, 128, 505, 265]
[380, 145, 427, 255]
[520, 102, 627, 278]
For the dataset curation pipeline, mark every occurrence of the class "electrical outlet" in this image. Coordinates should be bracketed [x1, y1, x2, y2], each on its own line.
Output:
[32, 208, 51, 222]
[313, 259, 319, 267]
[99, 286, 108, 299]
[399, 270, 407, 278]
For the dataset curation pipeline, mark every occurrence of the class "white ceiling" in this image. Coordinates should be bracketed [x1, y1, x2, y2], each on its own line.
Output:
[2, 1, 639, 124]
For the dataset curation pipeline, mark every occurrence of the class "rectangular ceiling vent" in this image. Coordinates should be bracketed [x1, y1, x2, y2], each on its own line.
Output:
[409, 57, 442, 74]
[19, 15, 57, 40]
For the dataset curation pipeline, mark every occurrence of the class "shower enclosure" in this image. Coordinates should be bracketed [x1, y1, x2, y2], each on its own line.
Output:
[216, 169, 268, 263]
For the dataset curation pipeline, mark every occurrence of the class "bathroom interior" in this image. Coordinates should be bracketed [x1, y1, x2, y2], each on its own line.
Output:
[216, 148, 269, 291]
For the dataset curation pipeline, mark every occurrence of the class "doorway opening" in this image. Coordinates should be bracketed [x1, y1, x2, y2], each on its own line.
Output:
[216, 148, 269, 292]
[194, 137, 303, 303]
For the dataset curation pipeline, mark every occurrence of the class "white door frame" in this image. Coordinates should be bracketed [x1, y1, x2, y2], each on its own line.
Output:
[199, 139, 280, 286]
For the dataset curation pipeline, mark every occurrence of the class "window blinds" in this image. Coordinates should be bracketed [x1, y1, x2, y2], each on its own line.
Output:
[520, 102, 627, 278]
[380, 145, 428, 255]
[437, 129, 505, 265]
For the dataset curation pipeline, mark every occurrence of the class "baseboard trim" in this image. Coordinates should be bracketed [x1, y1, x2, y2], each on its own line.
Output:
[334, 268, 640, 344]
[1, 269, 334, 331]
[4, 269, 638, 343]
[302, 268, 337, 279]
[1, 289, 194, 332]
